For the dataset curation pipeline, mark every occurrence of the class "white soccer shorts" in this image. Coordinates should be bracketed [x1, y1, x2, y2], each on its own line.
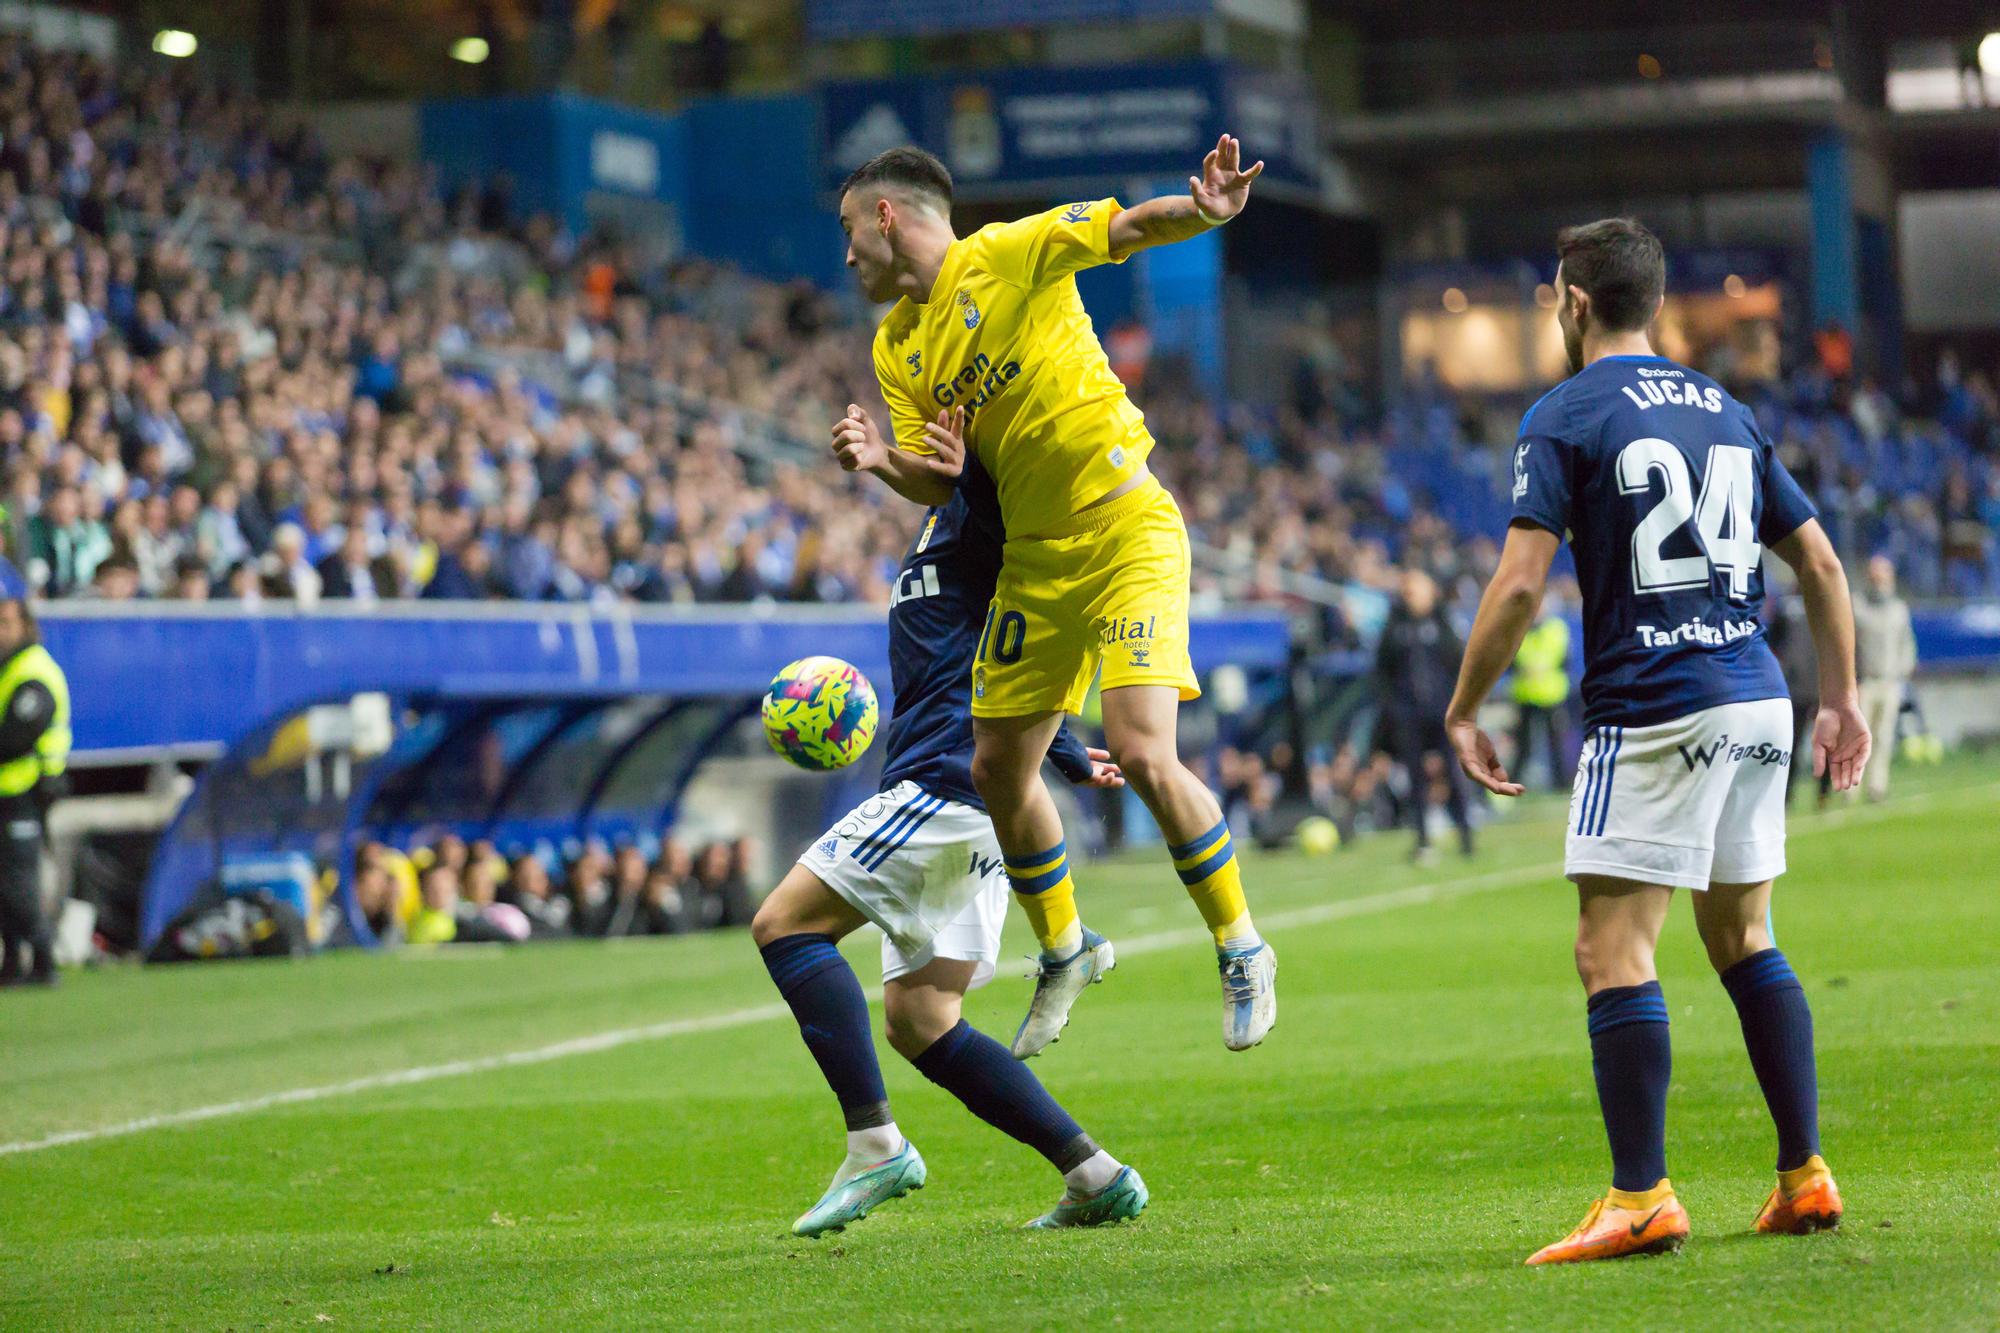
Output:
[1564, 697, 1793, 891]
[797, 779, 1010, 987]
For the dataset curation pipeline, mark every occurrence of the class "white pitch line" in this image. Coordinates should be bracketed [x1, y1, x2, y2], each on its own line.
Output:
[4, 779, 1990, 1159]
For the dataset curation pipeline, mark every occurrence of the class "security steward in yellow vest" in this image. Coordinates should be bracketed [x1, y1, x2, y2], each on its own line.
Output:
[1509, 611, 1572, 789]
[0, 583, 69, 988]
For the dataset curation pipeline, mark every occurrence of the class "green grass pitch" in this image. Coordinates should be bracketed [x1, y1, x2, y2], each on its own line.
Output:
[3, 759, 1997, 1330]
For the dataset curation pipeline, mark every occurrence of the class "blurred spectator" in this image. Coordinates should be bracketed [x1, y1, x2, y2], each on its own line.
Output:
[690, 839, 754, 929]
[501, 851, 571, 938]
[565, 843, 613, 936]
[1852, 555, 1916, 803]
[317, 524, 396, 602]
[1509, 594, 1573, 788]
[407, 863, 459, 944]
[1371, 569, 1474, 863]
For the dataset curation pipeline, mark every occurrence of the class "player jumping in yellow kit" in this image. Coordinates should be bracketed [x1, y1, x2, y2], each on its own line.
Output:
[832, 136, 1276, 1056]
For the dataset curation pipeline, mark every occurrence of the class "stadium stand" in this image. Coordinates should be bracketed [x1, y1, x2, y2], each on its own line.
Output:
[0, 33, 1990, 628]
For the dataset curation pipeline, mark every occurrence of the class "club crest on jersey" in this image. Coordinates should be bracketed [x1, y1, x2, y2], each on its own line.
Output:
[915, 512, 939, 553]
[956, 290, 981, 329]
[907, 349, 923, 376]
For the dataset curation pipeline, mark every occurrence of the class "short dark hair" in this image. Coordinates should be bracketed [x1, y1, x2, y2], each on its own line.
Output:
[1556, 217, 1664, 332]
[841, 147, 953, 212]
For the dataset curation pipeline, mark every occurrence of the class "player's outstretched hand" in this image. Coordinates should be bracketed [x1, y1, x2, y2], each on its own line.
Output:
[921, 406, 967, 478]
[832, 403, 886, 473]
[1812, 698, 1872, 793]
[1447, 716, 1524, 797]
[1080, 746, 1124, 789]
[1189, 133, 1263, 224]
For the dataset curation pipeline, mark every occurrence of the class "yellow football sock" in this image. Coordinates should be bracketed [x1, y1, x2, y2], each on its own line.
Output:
[1778, 1156, 1829, 1193]
[1006, 842, 1083, 956]
[1171, 820, 1258, 947]
[1606, 1179, 1675, 1210]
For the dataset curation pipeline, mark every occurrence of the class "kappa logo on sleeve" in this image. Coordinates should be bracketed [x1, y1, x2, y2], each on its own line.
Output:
[1061, 201, 1091, 223]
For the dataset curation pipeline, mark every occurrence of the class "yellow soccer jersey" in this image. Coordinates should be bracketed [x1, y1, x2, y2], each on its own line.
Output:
[871, 199, 1152, 539]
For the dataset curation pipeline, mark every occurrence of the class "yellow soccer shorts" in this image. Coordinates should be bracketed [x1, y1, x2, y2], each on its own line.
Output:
[971, 476, 1200, 718]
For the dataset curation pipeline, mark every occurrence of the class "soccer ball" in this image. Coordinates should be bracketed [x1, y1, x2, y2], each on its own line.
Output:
[761, 656, 879, 772]
[1295, 815, 1342, 856]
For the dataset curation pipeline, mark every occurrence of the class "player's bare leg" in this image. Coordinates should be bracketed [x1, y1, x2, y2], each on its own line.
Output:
[1100, 684, 1274, 1050]
[972, 712, 1115, 1057]
[752, 869, 925, 1237]
[1528, 876, 1689, 1263]
[885, 957, 1143, 1228]
[1693, 881, 1841, 1233]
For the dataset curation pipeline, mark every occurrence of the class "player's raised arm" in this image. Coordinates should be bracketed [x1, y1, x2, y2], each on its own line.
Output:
[1772, 518, 1871, 792]
[1444, 522, 1563, 796]
[831, 403, 963, 507]
[1107, 134, 1263, 259]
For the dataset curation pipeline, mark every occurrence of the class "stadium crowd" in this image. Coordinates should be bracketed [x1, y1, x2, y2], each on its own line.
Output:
[343, 832, 756, 948]
[0, 35, 1993, 626]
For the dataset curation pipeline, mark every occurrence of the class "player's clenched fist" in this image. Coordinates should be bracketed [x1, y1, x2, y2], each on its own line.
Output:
[831, 403, 887, 473]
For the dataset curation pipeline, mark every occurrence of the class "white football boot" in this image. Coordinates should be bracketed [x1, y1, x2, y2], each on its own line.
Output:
[1218, 941, 1276, 1051]
[1010, 928, 1115, 1059]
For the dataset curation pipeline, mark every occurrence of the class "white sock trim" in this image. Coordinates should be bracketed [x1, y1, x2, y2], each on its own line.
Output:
[1063, 1149, 1122, 1196]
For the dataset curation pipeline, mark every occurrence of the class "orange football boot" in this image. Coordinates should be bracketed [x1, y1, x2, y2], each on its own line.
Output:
[1754, 1155, 1843, 1234]
[1525, 1180, 1690, 1265]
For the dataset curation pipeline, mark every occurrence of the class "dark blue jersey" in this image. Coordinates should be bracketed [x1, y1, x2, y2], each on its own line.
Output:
[1511, 354, 1819, 730]
[878, 458, 1093, 808]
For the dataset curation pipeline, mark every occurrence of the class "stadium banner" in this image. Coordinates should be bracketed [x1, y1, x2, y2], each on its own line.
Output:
[808, 0, 1211, 40]
[38, 605, 1295, 759]
[821, 60, 1319, 197]
[420, 92, 841, 286]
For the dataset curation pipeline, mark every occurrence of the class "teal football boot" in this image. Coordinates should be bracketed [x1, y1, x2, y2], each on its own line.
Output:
[791, 1142, 927, 1238]
[1024, 1165, 1149, 1230]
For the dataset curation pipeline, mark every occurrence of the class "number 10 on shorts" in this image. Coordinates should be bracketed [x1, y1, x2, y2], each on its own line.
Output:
[978, 606, 1027, 665]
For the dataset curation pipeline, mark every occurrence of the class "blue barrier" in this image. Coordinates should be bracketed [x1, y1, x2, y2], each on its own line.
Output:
[1910, 603, 2000, 669]
[39, 603, 1294, 759]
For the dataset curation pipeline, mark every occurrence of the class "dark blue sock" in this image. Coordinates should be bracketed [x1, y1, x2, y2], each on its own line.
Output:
[760, 933, 891, 1131]
[1587, 982, 1672, 1192]
[1721, 949, 1820, 1172]
[911, 1020, 1098, 1172]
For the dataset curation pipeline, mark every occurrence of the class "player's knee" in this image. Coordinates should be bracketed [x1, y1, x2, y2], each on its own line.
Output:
[1698, 918, 1770, 973]
[970, 747, 1029, 804]
[1574, 929, 1632, 991]
[882, 991, 958, 1060]
[749, 897, 792, 949]
[1111, 740, 1177, 799]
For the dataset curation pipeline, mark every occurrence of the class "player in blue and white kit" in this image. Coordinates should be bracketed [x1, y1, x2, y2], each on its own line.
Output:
[1444, 219, 1871, 1265]
[751, 449, 1146, 1237]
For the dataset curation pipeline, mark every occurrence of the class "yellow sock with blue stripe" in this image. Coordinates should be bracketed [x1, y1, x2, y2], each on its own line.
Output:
[1171, 819, 1260, 948]
[1006, 841, 1083, 957]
